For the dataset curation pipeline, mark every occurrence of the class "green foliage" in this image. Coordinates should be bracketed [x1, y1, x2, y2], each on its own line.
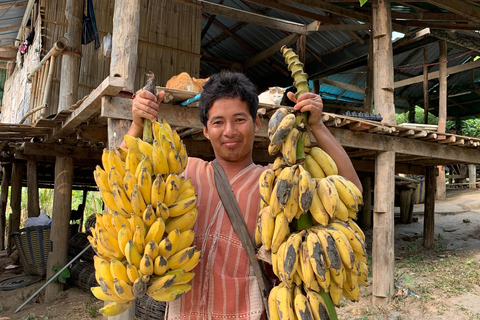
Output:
[396, 106, 439, 125]
[359, 0, 368, 6]
[51, 264, 71, 284]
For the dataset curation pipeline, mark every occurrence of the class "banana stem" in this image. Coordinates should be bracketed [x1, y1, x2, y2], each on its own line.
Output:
[318, 288, 338, 320]
[143, 71, 157, 143]
[294, 212, 313, 231]
[295, 130, 307, 162]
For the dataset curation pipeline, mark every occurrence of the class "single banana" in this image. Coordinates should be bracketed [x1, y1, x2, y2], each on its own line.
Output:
[175, 272, 195, 285]
[135, 155, 154, 178]
[268, 286, 281, 320]
[166, 228, 181, 255]
[335, 200, 349, 222]
[167, 143, 184, 175]
[144, 240, 160, 261]
[275, 286, 294, 320]
[272, 156, 288, 171]
[99, 188, 121, 213]
[99, 301, 132, 317]
[269, 181, 282, 217]
[275, 166, 295, 209]
[143, 204, 156, 227]
[283, 168, 299, 222]
[304, 154, 326, 179]
[177, 249, 200, 272]
[125, 239, 142, 269]
[125, 147, 139, 174]
[123, 169, 136, 199]
[327, 175, 359, 212]
[282, 232, 304, 285]
[147, 271, 180, 294]
[347, 219, 365, 242]
[133, 225, 145, 254]
[144, 217, 166, 245]
[298, 165, 314, 214]
[165, 207, 198, 233]
[152, 139, 170, 176]
[97, 258, 114, 281]
[108, 166, 125, 193]
[112, 211, 129, 234]
[305, 289, 331, 320]
[175, 183, 195, 203]
[154, 254, 169, 276]
[176, 229, 195, 254]
[167, 246, 196, 270]
[299, 241, 315, 290]
[133, 274, 150, 298]
[108, 150, 125, 178]
[136, 137, 153, 158]
[130, 184, 147, 217]
[316, 178, 340, 219]
[293, 292, 315, 320]
[309, 147, 338, 177]
[269, 113, 296, 152]
[357, 260, 369, 287]
[129, 213, 146, 236]
[309, 187, 330, 226]
[94, 165, 110, 191]
[259, 169, 276, 206]
[164, 174, 180, 207]
[260, 206, 275, 251]
[271, 212, 290, 254]
[282, 127, 300, 166]
[156, 202, 170, 221]
[268, 107, 289, 139]
[325, 226, 355, 270]
[140, 253, 154, 276]
[148, 285, 186, 302]
[114, 277, 136, 300]
[126, 263, 140, 283]
[306, 232, 327, 282]
[168, 196, 197, 217]
[330, 220, 367, 264]
[110, 258, 131, 285]
[151, 174, 166, 208]
[158, 237, 174, 259]
[124, 135, 142, 162]
[138, 166, 152, 205]
[315, 229, 342, 272]
[91, 286, 129, 303]
[101, 149, 112, 175]
[177, 142, 188, 172]
[111, 182, 134, 216]
[328, 280, 343, 306]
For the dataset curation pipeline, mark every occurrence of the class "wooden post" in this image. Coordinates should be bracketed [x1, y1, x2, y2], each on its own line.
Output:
[359, 175, 372, 229]
[313, 79, 320, 95]
[27, 160, 40, 218]
[0, 164, 12, 250]
[45, 157, 73, 302]
[107, 0, 141, 318]
[296, 34, 306, 64]
[57, 0, 83, 112]
[364, 34, 374, 113]
[372, 0, 395, 125]
[469, 164, 477, 189]
[436, 41, 447, 200]
[423, 166, 436, 248]
[8, 163, 24, 256]
[423, 46, 429, 124]
[372, 0, 396, 306]
[373, 151, 395, 305]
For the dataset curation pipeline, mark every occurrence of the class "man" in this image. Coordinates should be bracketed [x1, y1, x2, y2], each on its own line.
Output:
[124, 72, 362, 319]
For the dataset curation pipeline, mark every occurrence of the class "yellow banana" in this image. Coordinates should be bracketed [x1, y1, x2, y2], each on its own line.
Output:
[281, 232, 304, 285]
[94, 165, 110, 191]
[282, 127, 300, 166]
[275, 286, 294, 320]
[327, 175, 359, 212]
[99, 301, 132, 317]
[140, 253, 154, 276]
[269, 180, 282, 217]
[143, 204, 156, 227]
[284, 167, 299, 222]
[154, 254, 169, 276]
[343, 261, 358, 292]
[156, 202, 170, 220]
[357, 260, 369, 287]
[330, 220, 367, 264]
[161, 119, 174, 141]
[114, 277, 136, 300]
[165, 207, 197, 233]
[316, 178, 340, 219]
[129, 213, 146, 236]
[130, 184, 147, 216]
[299, 241, 315, 290]
[110, 259, 131, 285]
[126, 263, 140, 283]
[309, 147, 338, 177]
[101, 211, 118, 238]
[177, 142, 188, 172]
[125, 239, 142, 269]
[347, 218, 365, 242]
[258, 168, 276, 206]
[99, 188, 120, 213]
[132, 274, 150, 298]
[325, 226, 355, 270]
[167, 246, 196, 270]
[260, 206, 275, 251]
[168, 196, 197, 218]
[305, 289, 330, 320]
[138, 166, 152, 205]
[108, 166, 125, 193]
[343, 178, 363, 205]
[273, 156, 288, 171]
[144, 240, 160, 261]
[268, 286, 281, 320]
[164, 173, 180, 207]
[298, 165, 314, 214]
[275, 166, 295, 209]
[175, 229, 195, 254]
[133, 225, 145, 254]
[136, 137, 153, 158]
[271, 212, 290, 254]
[306, 232, 328, 283]
[158, 237, 174, 259]
[167, 142, 184, 174]
[112, 211, 129, 233]
[102, 149, 112, 175]
[148, 285, 186, 302]
[309, 188, 330, 226]
[108, 149, 125, 178]
[335, 200, 349, 222]
[316, 229, 342, 272]
[328, 280, 342, 306]
[268, 107, 289, 139]
[97, 228, 123, 259]
[304, 154, 326, 179]
[125, 147, 139, 173]
[175, 182, 195, 203]
[152, 139, 170, 176]
[269, 113, 296, 155]
[112, 182, 134, 216]
[166, 228, 181, 255]
[294, 292, 315, 320]
[124, 135, 142, 162]
[135, 155, 154, 178]
[145, 217, 166, 244]
[276, 241, 288, 285]
[316, 269, 331, 294]
[147, 271, 180, 294]
[97, 257, 114, 281]
[151, 174, 166, 208]
[123, 169, 136, 199]
[91, 286, 129, 303]
[175, 272, 195, 285]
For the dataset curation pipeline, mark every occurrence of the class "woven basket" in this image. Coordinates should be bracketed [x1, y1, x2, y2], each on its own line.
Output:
[84, 214, 96, 233]
[69, 261, 97, 291]
[135, 295, 166, 320]
[11, 225, 52, 276]
[68, 232, 95, 262]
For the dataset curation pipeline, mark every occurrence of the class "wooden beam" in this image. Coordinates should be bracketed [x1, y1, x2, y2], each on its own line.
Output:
[200, 0, 308, 34]
[322, 78, 365, 94]
[9, 162, 24, 236]
[394, 59, 480, 88]
[22, 142, 104, 159]
[0, 24, 21, 33]
[27, 160, 40, 218]
[423, 46, 429, 124]
[426, 0, 480, 22]
[0, 1, 28, 11]
[430, 29, 480, 54]
[423, 166, 436, 248]
[243, 33, 298, 69]
[201, 0, 224, 40]
[390, 12, 468, 21]
[52, 76, 126, 139]
[0, 164, 11, 250]
[57, 0, 83, 113]
[15, 0, 35, 44]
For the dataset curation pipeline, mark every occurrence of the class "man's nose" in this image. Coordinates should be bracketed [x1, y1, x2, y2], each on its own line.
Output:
[224, 120, 236, 136]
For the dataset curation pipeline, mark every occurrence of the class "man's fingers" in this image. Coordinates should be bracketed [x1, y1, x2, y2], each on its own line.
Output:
[286, 91, 297, 103]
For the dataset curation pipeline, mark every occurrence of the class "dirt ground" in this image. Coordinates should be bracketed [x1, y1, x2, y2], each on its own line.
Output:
[1, 188, 479, 320]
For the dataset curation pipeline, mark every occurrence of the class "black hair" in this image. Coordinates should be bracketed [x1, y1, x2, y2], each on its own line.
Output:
[198, 72, 259, 126]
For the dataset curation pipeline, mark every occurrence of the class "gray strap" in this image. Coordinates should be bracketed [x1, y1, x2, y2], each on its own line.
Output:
[211, 160, 271, 318]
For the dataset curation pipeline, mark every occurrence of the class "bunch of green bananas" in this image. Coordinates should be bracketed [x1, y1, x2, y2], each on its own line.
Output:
[257, 110, 368, 319]
[88, 120, 200, 317]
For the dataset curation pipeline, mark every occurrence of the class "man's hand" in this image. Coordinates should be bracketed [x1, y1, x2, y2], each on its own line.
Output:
[286, 91, 324, 130]
[132, 89, 165, 130]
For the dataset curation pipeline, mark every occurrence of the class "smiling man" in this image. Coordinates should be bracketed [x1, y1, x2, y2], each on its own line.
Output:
[125, 71, 361, 319]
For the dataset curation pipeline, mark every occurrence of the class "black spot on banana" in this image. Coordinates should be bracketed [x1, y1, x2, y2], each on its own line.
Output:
[268, 108, 290, 139]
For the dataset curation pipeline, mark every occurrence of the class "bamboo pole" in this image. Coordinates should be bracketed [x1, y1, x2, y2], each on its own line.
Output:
[27, 38, 67, 82]
[39, 59, 50, 112]
[41, 54, 57, 118]
[0, 164, 11, 250]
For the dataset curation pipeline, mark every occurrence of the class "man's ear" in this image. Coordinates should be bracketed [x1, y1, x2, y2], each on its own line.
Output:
[254, 116, 261, 133]
[203, 125, 210, 140]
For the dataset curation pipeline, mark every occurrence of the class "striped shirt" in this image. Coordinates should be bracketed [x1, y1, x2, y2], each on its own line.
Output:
[167, 157, 268, 320]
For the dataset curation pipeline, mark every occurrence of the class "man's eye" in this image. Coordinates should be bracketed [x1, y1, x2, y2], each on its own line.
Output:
[212, 121, 222, 125]
[236, 118, 246, 122]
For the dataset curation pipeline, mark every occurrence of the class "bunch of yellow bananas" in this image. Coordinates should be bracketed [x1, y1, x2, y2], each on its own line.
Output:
[88, 120, 200, 316]
[257, 107, 369, 319]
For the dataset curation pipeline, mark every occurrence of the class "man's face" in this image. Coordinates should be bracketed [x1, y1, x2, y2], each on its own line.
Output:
[203, 98, 260, 163]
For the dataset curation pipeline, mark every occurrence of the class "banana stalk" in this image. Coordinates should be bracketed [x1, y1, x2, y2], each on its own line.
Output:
[294, 211, 313, 231]
[318, 288, 338, 320]
[143, 71, 156, 143]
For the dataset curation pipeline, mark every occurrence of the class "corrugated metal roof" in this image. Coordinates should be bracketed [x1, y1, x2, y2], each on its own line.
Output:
[0, 0, 25, 46]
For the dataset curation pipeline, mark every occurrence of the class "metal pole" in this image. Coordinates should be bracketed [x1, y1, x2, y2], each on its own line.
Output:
[14, 243, 92, 314]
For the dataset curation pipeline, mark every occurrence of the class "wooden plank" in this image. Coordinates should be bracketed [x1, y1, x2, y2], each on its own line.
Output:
[423, 166, 436, 248]
[322, 78, 365, 94]
[438, 135, 456, 144]
[0, 1, 28, 10]
[15, 0, 35, 44]
[348, 121, 371, 131]
[22, 142, 104, 159]
[394, 59, 480, 88]
[426, 0, 480, 22]
[45, 157, 73, 302]
[373, 150, 395, 303]
[9, 163, 24, 242]
[200, 0, 308, 34]
[423, 46, 429, 124]
[469, 164, 477, 189]
[243, 33, 298, 69]
[52, 76, 126, 139]
[438, 40, 447, 134]
[27, 160, 40, 218]
[0, 164, 11, 250]
[359, 175, 372, 229]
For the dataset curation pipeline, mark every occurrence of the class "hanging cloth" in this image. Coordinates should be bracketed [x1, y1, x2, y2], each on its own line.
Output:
[82, 0, 100, 50]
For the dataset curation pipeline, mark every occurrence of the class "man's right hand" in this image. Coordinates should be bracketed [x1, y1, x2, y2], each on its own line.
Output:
[131, 89, 165, 131]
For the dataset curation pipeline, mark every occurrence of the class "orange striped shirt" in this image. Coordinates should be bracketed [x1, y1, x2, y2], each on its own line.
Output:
[167, 157, 268, 320]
